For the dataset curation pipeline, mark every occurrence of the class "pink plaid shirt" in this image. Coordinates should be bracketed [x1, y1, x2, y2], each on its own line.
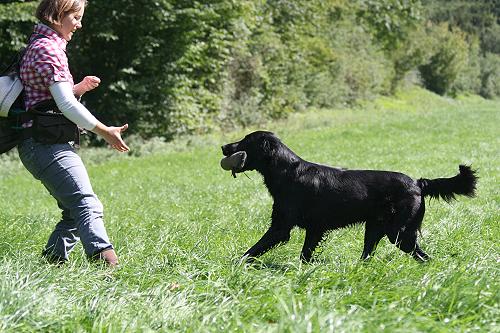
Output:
[20, 24, 74, 110]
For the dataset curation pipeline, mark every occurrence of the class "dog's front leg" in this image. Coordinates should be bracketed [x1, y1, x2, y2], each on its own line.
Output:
[242, 227, 291, 262]
[361, 221, 385, 260]
[411, 244, 430, 262]
[300, 229, 325, 263]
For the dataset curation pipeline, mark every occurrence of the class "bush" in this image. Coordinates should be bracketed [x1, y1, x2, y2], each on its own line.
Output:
[389, 27, 433, 91]
[480, 53, 500, 99]
[481, 23, 500, 54]
[220, 1, 395, 129]
[453, 36, 482, 95]
[419, 24, 469, 95]
[329, 23, 394, 102]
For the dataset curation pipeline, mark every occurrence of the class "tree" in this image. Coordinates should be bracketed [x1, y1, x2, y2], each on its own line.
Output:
[71, 0, 241, 140]
[0, 2, 37, 71]
[422, 0, 500, 54]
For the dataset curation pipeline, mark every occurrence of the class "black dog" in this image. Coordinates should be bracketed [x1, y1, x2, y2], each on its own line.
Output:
[221, 131, 477, 263]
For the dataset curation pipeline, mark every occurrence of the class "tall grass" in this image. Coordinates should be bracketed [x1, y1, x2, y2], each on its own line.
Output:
[0, 88, 498, 332]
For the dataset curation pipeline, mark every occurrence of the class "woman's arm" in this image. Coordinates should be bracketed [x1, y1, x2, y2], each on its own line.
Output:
[49, 81, 98, 130]
[49, 81, 129, 152]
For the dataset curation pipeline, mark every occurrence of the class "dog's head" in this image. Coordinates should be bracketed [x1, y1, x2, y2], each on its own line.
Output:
[221, 131, 279, 177]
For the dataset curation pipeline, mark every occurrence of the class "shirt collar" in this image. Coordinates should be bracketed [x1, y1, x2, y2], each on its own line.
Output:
[33, 23, 68, 51]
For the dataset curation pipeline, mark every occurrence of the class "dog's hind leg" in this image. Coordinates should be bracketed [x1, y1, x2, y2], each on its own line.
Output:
[386, 198, 430, 262]
[300, 229, 325, 263]
[361, 220, 385, 260]
[242, 226, 291, 262]
[395, 232, 430, 262]
[410, 202, 430, 262]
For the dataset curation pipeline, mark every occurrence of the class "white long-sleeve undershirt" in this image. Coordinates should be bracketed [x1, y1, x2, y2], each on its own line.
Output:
[49, 81, 98, 131]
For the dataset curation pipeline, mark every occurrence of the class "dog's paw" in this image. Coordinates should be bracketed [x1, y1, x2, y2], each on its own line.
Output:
[412, 251, 431, 263]
[234, 254, 255, 266]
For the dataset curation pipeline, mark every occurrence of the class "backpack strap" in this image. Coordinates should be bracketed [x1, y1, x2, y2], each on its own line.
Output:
[16, 34, 48, 73]
[1, 34, 47, 76]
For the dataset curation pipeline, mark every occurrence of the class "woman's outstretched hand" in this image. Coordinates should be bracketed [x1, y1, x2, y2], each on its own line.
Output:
[93, 123, 130, 152]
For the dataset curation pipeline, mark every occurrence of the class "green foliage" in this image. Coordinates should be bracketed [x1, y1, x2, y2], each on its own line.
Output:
[423, 0, 500, 54]
[480, 53, 500, 99]
[453, 36, 482, 95]
[0, 0, 497, 140]
[422, 0, 500, 97]
[419, 24, 469, 95]
[388, 26, 433, 90]
[71, 0, 240, 141]
[354, 0, 423, 50]
[69, 0, 404, 138]
[481, 22, 500, 54]
[221, 0, 395, 129]
[0, 2, 37, 70]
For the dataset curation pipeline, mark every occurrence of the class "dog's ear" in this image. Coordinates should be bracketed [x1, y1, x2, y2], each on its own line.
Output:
[262, 138, 271, 153]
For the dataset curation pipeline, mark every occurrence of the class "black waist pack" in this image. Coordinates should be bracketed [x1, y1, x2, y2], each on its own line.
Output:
[30, 100, 79, 144]
[0, 95, 34, 154]
[0, 115, 22, 153]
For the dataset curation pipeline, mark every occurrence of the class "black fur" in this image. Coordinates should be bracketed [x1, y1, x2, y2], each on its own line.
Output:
[221, 131, 477, 263]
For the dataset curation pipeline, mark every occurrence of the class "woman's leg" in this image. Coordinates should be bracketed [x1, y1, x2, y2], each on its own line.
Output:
[42, 201, 79, 262]
[18, 139, 116, 263]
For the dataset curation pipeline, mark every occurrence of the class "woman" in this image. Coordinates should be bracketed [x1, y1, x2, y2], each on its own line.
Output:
[18, 0, 129, 266]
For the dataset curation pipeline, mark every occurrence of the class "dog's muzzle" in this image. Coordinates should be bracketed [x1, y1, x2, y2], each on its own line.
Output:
[220, 151, 247, 178]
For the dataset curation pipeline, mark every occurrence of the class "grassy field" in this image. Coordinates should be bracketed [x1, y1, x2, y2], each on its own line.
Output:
[0, 88, 498, 332]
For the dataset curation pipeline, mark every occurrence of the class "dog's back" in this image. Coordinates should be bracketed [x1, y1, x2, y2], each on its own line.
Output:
[284, 162, 419, 228]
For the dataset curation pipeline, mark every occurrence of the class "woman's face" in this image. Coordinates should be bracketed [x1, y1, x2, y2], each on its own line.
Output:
[54, 7, 84, 41]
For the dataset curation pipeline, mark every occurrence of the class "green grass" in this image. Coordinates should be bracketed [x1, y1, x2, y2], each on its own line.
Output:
[0, 87, 498, 332]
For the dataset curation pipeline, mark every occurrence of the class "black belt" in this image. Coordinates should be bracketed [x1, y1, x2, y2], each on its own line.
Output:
[20, 99, 80, 145]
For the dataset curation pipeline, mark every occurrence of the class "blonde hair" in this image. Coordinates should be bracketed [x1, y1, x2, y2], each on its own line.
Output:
[36, 0, 87, 26]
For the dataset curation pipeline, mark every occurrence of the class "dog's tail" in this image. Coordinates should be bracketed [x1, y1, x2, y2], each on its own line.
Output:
[417, 165, 477, 202]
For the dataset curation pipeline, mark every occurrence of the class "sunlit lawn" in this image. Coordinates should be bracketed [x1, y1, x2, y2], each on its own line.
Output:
[0, 88, 498, 332]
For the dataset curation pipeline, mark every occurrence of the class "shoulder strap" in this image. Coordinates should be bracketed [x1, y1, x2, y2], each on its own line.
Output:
[1, 34, 48, 76]
[16, 34, 48, 72]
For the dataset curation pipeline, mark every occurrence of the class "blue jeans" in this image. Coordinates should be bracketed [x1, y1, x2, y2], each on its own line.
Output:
[17, 138, 113, 262]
